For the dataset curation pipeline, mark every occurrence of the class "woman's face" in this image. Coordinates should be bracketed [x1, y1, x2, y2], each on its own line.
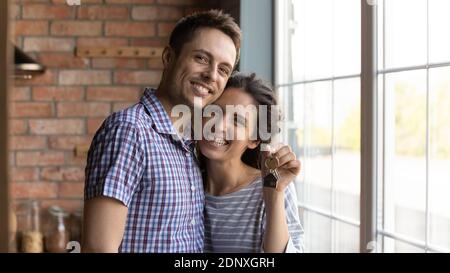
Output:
[199, 87, 260, 162]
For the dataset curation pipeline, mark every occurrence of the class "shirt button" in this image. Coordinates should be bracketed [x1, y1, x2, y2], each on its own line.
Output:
[191, 185, 196, 191]
[185, 152, 190, 157]
[190, 219, 196, 225]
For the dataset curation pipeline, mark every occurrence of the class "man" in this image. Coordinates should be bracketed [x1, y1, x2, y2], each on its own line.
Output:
[82, 10, 241, 253]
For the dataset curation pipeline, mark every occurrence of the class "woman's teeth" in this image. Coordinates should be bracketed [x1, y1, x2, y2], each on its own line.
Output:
[212, 138, 228, 146]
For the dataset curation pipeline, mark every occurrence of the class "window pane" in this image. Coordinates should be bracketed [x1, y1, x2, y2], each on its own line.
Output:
[383, 70, 427, 241]
[300, 81, 333, 211]
[429, 67, 450, 250]
[429, 0, 450, 63]
[292, 0, 333, 81]
[333, 0, 361, 76]
[385, 0, 427, 69]
[383, 237, 426, 253]
[333, 221, 359, 252]
[333, 78, 360, 221]
[303, 211, 332, 252]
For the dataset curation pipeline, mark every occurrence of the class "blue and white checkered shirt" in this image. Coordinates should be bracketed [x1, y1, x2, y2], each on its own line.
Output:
[85, 88, 204, 252]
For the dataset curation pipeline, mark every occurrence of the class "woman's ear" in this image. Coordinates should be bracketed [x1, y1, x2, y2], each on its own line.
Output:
[247, 140, 260, 150]
[162, 46, 173, 68]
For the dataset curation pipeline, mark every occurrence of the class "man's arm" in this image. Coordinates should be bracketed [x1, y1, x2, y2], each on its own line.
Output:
[82, 196, 128, 253]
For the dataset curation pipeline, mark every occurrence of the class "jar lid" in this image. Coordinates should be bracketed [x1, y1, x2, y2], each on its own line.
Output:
[48, 206, 69, 217]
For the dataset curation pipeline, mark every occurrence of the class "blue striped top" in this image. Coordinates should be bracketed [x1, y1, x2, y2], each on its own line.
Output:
[204, 177, 304, 253]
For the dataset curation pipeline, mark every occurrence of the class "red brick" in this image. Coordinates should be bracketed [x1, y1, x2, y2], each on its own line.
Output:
[10, 136, 48, 150]
[16, 151, 65, 166]
[59, 182, 84, 198]
[57, 102, 110, 117]
[87, 118, 106, 134]
[113, 102, 135, 112]
[22, 4, 74, 19]
[65, 152, 87, 166]
[92, 58, 147, 69]
[105, 22, 155, 37]
[10, 120, 28, 135]
[131, 6, 183, 21]
[13, 20, 48, 36]
[105, 0, 155, 3]
[77, 6, 129, 20]
[10, 102, 53, 118]
[41, 167, 63, 181]
[41, 167, 84, 182]
[10, 167, 40, 182]
[29, 119, 85, 135]
[48, 136, 91, 150]
[15, 70, 57, 86]
[11, 87, 31, 101]
[148, 58, 164, 69]
[114, 70, 161, 85]
[32, 86, 84, 101]
[87, 86, 141, 102]
[61, 167, 85, 181]
[51, 21, 102, 36]
[77, 37, 128, 47]
[23, 37, 74, 52]
[59, 70, 111, 85]
[157, 22, 176, 37]
[11, 182, 58, 199]
[38, 53, 89, 68]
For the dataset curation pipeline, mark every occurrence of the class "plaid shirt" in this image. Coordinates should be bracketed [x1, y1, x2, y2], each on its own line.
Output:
[85, 88, 204, 252]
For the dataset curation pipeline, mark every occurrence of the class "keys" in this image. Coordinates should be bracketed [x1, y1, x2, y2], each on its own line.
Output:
[265, 155, 279, 171]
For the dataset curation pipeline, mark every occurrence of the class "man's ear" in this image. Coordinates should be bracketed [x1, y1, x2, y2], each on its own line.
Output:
[247, 140, 260, 150]
[162, 46, 174, 68]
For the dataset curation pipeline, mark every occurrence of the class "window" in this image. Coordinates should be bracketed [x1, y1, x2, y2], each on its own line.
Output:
[276, 0, 450, 252]
[377, 0, 450, 252]
[276, 0, 361, 252]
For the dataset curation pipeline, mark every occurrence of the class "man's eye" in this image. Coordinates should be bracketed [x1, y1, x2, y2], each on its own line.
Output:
[196, 55, 208, 63]
[219, 67, 230, 76]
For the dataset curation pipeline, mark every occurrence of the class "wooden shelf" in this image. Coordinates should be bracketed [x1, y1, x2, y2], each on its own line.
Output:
[76, 46, 163, 58]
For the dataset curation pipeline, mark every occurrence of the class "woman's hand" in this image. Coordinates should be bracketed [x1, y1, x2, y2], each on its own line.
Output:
[261, 144, 301, 193]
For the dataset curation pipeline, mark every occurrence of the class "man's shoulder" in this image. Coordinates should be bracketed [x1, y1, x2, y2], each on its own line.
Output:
[103, 102, 152, 131]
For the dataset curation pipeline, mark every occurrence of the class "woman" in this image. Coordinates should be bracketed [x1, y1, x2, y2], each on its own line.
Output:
[199, 72, 304, 253]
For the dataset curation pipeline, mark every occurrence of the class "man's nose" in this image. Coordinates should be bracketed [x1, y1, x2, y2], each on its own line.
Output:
[201, 65, 218, 83]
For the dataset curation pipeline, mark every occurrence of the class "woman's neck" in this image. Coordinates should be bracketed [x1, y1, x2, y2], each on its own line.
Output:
[205, 158, 260, 196]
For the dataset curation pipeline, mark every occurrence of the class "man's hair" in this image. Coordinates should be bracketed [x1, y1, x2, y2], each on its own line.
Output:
[169, 9, 242, 66]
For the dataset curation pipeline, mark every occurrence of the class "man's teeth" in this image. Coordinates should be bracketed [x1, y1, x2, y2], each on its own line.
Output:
[193, 83, 209, 94]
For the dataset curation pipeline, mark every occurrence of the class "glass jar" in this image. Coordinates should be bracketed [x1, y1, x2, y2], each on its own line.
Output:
[16, 200, 44, 253]
[44, 206, 70, 253]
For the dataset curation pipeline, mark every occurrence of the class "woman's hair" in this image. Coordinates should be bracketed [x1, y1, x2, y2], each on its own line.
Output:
[224, 72, 280, 169]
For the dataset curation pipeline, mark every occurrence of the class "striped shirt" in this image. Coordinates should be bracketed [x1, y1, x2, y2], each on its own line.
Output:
[204, 177, 304, 253]
[85, 88, 204, 253]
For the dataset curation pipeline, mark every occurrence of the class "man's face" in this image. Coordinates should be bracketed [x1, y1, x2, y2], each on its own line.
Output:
[164, 27, 237, 109]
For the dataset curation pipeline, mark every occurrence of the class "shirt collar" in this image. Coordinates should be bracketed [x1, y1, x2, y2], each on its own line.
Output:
[141, 87, 175, 135]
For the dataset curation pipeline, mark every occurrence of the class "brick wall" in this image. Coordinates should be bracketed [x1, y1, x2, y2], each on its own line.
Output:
[9, 0, 226, 213]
